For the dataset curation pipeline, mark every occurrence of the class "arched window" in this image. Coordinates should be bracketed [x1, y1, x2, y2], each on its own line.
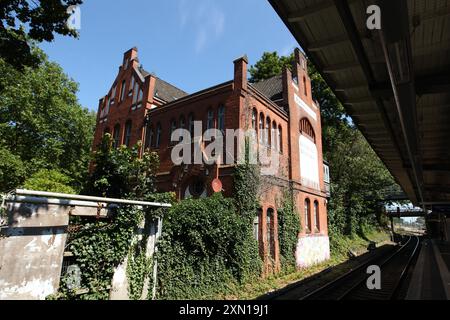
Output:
[253, 215, 260, 242]
[129, 76, 135, 93]
[252, 108, 257, 129]
[267, 208, 276, 259]
[303, 76, 307, 96]
[120, 80, 126, 102]
[145, 125, 153, 150]
[155, 123, 162, 148]
[124, 120, 132, 147]
[304, 199, 311, 234]
[132, 83, 139, 104]
[188, 113, 195, 137]
[137, 89, 143, 109]
[314, 201, 320, 232]
[259, 113, 264, 144]
[113, 124, 121, 149]
[218, 105, 225, 132]
[272, 121, 277, 151]
[207, 108, 214, 130]
[179, 115, 186, 129]
[169, 119, 177, 145]
[300, 118, 316, 142]
[278, 125, 283, 153]
[266, 117, 271, 147]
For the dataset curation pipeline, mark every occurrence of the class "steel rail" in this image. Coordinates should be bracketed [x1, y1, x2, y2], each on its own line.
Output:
[299, 236, 415, 300]
[338, 236, 420, 300]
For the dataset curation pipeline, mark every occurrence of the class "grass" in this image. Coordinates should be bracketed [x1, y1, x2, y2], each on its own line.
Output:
[219, 228, 391, 300]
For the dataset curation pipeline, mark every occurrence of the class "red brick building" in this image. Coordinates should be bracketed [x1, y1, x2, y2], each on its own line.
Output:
[92, 47, 331, 273]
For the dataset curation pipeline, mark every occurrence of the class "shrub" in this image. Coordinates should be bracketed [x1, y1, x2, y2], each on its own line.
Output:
[23, 169, 76, 194]
[156, 194, 262, 299]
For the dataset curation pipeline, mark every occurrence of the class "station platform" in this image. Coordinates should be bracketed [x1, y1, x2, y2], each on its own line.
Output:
[406, 239, 450, 300]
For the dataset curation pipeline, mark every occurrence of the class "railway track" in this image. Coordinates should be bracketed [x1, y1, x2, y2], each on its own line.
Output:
[300, 236, 421, 300]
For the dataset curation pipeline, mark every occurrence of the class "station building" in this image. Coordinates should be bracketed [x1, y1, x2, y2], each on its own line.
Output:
[92, 47, 331, 273]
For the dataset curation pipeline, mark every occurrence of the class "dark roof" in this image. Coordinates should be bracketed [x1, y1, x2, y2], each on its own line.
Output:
[138, 67, 188, 103]
[154, 77, 188, 103]
[251, 75, 283, 101]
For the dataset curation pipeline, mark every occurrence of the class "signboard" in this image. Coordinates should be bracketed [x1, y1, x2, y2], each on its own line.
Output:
[299, 135, 320, 190]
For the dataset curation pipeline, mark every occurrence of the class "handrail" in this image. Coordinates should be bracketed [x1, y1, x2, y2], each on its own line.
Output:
[11, 189, 172, 208]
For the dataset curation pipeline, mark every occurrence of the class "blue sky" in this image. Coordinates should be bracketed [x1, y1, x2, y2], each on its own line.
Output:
[40, 0, 298, 111]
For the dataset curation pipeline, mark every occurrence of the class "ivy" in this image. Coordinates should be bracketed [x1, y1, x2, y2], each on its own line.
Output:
[53, 135, 168, 300]
[278, 188, 301, 270]
[155, 194, 262, 299]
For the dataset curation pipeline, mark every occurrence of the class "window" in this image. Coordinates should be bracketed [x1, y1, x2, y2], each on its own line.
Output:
[145, 125, 153, 150]
[218, 105, 225, 132]
[253, 215, 260, 242]
[113, 124, 121, 149]
[252, 108, 257, 129]
[110, 85, 116, 105]
[272, 121, 277, 151]
[190, 179, 205, 197]
[129, 76, 135, 93]
[179, 116, 186, 142]
[278, 125, 283, 153]
[124, 58, 129, 70]
[188, 113, 195, 138]
[266, 117, 271, 147]
[136, 89, 143, 109]
[314, 201, 320, 232]
[169, 119, 177, 144]
[155, 123, 161, 148]
[179, 116, 186, 129]
[207, 108, 214, 130]
[120, 80, 126, 102]
[304, 199, 311, 234]
[300, 118, 316, 142]
[259, 113, 264, 144]
[132, 83, 139, 104]
[303, 76, 307, 96]
[267, 208, 276, 259]
[124, 121, 132, 147]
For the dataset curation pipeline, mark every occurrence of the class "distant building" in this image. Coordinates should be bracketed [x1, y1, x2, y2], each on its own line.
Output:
[92, 47, 331, 273]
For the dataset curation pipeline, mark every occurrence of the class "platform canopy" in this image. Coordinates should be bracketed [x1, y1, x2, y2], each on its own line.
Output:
[269, 0, 450, 207]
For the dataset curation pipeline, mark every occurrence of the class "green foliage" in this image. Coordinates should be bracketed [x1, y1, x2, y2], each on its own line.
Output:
[0, 0, 83, 70]
[278, 189, 301, 269]
[85, 134, 159, 200]
[69, 206, 144, 300]
[23, 169, 76, 194]
[234, 162, 260, 219]
[127, 243, 153, 300]
[0, 146, 26, 192]
[55, 139, 166, 300]
[156, 194, 262, 299]
[249, 52, 294, 83]
[0, 47, 96, 192]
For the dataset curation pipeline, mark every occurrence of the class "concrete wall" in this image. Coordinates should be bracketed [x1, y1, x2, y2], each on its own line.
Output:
[0, 202, 70, 300]
[109, 217, 162, 300]
[295, 235, 330, 268]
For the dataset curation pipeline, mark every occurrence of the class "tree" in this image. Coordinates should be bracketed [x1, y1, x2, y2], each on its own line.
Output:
[0, 47, 96, 192]
[0, 0, 82, 70]
[23, 169, 76, 194]
[249, 52, 294, 83]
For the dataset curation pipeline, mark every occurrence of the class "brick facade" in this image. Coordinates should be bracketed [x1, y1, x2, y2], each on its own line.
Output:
[92, 47, 331, 274]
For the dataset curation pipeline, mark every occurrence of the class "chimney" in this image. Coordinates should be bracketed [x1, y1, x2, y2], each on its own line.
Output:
[123, 47, 139, 70]
[233, 55, 248, 92]
[293, 47, 308, 73]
